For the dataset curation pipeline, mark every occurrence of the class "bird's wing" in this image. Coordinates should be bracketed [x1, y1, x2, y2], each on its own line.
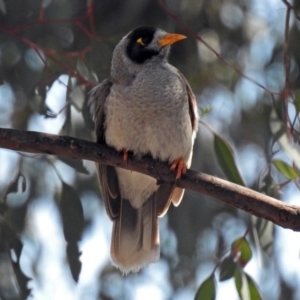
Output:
[89, 79, 112, 142]
[177, 70, 199, 133]
[90, 79, 121, 220]
[170, 70, 199, 206]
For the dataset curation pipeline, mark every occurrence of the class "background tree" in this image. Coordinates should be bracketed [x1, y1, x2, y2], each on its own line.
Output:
[0, 0, 300, 299]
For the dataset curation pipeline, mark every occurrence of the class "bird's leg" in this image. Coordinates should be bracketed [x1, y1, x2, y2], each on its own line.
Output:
[170, 157, 187, 179]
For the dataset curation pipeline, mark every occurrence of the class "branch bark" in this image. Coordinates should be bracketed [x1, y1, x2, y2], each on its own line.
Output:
[1, 127, 300, 231]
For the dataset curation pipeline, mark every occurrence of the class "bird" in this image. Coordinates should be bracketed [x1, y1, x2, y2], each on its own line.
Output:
[90, 26, 198, 273]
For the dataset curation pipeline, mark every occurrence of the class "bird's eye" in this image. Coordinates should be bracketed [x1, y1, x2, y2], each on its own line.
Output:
[136, 36, 152, 46]
[136, 37, 145, 46]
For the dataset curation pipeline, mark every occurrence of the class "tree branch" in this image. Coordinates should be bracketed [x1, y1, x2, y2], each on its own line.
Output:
[1, 128, 300, 231]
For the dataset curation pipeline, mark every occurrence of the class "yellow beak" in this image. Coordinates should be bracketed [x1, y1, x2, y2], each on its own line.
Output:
[158, 33, 187, 47]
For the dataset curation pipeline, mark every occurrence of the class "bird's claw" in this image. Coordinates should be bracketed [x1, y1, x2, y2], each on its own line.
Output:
[122, 149, 128, 164]
[170, 157, 187, 179]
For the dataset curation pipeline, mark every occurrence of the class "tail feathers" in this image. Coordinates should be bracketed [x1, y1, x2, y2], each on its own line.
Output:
[111, 196, 159, 274]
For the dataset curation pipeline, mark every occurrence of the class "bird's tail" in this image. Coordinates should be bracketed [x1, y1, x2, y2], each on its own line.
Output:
[110, 195, 160, 274]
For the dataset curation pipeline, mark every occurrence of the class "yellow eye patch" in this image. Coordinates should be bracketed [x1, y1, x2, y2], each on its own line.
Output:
[136, 38, 145, 45]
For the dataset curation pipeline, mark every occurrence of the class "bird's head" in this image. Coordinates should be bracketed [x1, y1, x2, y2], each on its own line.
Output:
[125, 26, 186, 64]
[111, 26, 186, 81]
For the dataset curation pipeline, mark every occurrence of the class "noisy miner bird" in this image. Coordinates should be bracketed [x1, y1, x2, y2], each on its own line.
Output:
[90, 26, 198, 273]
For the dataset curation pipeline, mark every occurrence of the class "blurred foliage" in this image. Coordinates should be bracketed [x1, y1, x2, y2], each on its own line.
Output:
[213, 130, 245, 186]
[196, 236, 261, 300]
[1, 0, 300, 299]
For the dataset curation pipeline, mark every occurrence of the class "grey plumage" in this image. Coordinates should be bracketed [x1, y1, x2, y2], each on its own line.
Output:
[90, 26, 198, 273]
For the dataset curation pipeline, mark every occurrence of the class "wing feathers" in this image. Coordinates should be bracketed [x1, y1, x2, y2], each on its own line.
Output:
[176, 69, 199, 133]
[90, 80, 122, 220]
[89, 79, 113, 143]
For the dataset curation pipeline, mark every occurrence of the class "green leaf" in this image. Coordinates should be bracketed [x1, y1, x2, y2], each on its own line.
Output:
[253, 216, 273, 256]
[213, 133, 245, 186]
[194, 274, 216, 300]
[259, 172, 279, 198]
[70, 86, 85, 111]
[59, 183, 84, 282]
[234, 267, 248, 300]
[200, 105, 212, 117]
[294, 89, 300, 111]
[60, 76, 73, 136]
[235, 267, 262, 300]
[76, 59, 97, 83]
[246, 273, 262, 300]
[270, 109, 300, 169]
[231, 237, 252, 267]
[272, 159, 299, 180]
[60, 183, 84, 243]
[66, 242, 82, 282]
[219, 255, 236, 281]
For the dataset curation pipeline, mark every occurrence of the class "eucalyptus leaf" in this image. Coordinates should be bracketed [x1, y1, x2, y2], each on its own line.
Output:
[200, 105, 212, 117]
[235, 267, 262, 300]
[70, 85, 85, 111]
[60, 183, 84, 282]
[195, 274, 216, 300]
[234, 267, 250, 300]
[219, 255, 236, 281]
[66, 242, 82, 282]
[77, 59, 97, 83]
[270, 109, 300, 169]
[214, 133, 245, 186]
[272, 159, 299, 180]
[252, 216, 273, 257]
[231, 237, 252, 267]
[294, 89, 300, 111]
[60, 183, 84, 243]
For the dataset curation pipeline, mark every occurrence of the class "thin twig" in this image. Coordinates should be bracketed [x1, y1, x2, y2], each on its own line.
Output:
[282, 0, 300, 22]
[0, 23, 93, 86]
[283, 2, 292, 137]
[157, 0, 279, 97]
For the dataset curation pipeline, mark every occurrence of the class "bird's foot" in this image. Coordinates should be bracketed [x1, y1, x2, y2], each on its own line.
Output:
[121, 149, 128, 162]
[170, 157, 187, 179]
